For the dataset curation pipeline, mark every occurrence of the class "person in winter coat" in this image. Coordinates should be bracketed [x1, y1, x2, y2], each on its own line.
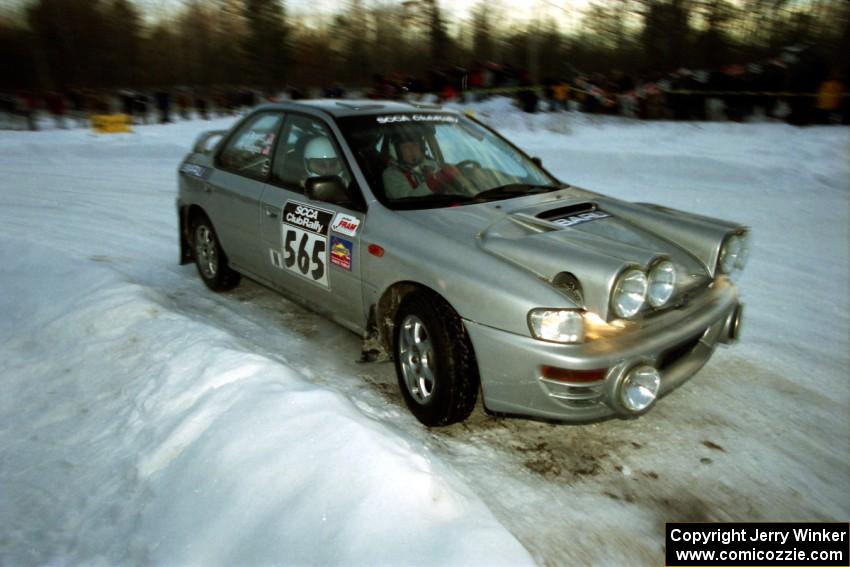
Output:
[46, 91, 66, 128]
[382, 130, 440, 199]
[381, 129, 466, 200]
[814, 73, 844, 124]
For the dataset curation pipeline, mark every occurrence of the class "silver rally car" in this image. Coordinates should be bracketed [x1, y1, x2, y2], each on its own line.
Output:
[177, 100, 749, 426]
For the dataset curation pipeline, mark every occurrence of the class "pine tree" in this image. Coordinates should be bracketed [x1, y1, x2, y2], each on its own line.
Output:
[345, 0, 370, 85]
[105, 0, 143, 86]
[27, 0, 114, 89]
[423, 0, 449, 67]
[639, 0, 692, 71]
[243, 0, 289, 87]
[471, 0, 494, 62]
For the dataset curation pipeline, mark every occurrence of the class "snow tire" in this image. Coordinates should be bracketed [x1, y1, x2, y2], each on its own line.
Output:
[393, 291, 479, 426]
[191, 215, 241, 292]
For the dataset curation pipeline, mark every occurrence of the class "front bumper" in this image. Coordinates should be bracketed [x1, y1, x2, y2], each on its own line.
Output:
[464, 279, 742, 421]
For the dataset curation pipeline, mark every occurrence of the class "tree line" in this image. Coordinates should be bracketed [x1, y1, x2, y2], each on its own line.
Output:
[1, 0, 848, 93]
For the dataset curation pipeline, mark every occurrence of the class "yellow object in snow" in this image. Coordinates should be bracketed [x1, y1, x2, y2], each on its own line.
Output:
[91, 114, 132, 133]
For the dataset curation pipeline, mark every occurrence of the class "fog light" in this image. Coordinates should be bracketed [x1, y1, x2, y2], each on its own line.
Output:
[620, 365, 661, 412]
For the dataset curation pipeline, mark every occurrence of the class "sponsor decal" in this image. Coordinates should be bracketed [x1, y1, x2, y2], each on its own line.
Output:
[280, 201, 335, 288]
[238, 131, 276, 155]
[376, 114, 458, 124]
[331, 213, 361, 237]
[180, 163, 210, 179]
[260, 133, 275, 155]
[552, 210, 611, 228]
[283, 201, 333, 235]
[330, 236, 353, 271]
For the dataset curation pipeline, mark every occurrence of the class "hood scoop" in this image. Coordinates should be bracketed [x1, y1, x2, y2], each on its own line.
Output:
[536, 202, 611, 228]
[480, 202, 608, 240]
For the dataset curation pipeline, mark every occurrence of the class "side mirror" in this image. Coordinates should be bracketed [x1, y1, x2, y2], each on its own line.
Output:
[305, 175, 351, 205]
[531, 156, 543, 168]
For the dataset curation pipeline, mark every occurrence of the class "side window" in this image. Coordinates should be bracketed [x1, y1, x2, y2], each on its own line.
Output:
[272, 115, 351, 192]
[218, 113, 284, 180]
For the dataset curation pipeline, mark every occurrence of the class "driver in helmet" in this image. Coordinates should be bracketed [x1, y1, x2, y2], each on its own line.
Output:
[304, 136, 343, 178]
[382, 130, 439, 199]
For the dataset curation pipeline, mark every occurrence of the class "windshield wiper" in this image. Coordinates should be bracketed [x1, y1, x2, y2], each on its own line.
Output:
[473, 184, 562, 202]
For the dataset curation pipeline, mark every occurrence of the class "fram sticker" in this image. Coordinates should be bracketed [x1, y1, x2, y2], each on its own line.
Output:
[330, 236, 353, 271]
[332, 213, 361, 237]
[552, 210, 611, 228]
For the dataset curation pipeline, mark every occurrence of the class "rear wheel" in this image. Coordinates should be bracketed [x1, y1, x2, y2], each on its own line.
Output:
[393, 292, 479, 426]
[192, 216, 240, 291]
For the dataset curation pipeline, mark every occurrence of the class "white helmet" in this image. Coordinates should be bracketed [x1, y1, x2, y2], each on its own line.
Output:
[304, 136, 341, 177]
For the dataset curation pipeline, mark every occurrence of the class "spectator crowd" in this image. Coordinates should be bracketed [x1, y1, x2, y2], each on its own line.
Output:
[2, 46, 847, 131]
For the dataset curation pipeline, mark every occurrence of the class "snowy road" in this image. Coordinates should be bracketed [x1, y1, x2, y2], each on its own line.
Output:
[1, 104, 848, 565]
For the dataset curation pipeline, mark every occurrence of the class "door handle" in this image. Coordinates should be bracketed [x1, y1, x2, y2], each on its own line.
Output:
[264, 206, 279, 218]
[203, 183, 213, 193]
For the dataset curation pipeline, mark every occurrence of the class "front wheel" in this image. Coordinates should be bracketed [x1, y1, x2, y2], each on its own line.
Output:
[393, 292, 479, 426]
[192, 216, 240, 291]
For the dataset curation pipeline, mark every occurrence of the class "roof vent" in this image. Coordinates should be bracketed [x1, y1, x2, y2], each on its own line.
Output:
[407, 102, 442, 110]
[335, 102, 385, 111]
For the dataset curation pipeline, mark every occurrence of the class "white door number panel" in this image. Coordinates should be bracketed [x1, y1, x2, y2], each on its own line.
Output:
[280, 201, 335, 288]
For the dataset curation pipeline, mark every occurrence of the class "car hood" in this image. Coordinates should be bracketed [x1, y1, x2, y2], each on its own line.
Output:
[398, 187, 713, 318]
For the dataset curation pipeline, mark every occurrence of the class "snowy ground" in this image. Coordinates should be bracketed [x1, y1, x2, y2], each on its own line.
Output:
[1, 100, 848, 566]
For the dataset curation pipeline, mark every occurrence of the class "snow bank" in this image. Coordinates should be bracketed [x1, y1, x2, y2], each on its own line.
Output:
[0, 208, 531, 563]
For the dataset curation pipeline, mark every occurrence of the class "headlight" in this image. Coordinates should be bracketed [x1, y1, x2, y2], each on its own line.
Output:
[528, 309, 584, 343]
[647, 260, 676, 307]
[619, 365, 661, 412]
[611, 268, 647, 319]
[718, 232, 750, 276]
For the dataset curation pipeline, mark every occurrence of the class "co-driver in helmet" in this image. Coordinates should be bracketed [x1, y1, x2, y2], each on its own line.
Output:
[304, 136, 343, 178]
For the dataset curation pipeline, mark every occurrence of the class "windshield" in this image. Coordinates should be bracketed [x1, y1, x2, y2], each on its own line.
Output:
[337, 113, 562, 209]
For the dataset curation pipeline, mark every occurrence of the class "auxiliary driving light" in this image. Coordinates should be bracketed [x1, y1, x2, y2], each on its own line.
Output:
[647, 260, 676, 307]
[718, 231, 750, 277]
[620, 365, 661, 413]
[611, 268, 648, 319]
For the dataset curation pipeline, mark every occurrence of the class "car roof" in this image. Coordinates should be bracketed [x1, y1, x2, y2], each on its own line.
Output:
[254, 99, 456, 119]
